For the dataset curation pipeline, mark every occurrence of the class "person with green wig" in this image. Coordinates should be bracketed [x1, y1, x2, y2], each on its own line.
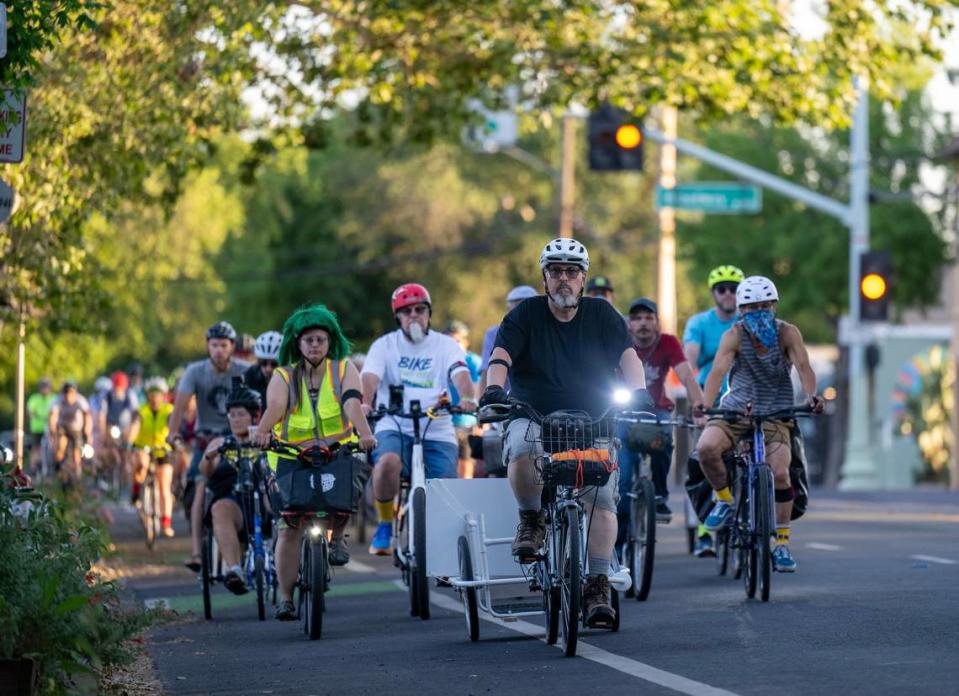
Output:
[251, 304, 376, 621]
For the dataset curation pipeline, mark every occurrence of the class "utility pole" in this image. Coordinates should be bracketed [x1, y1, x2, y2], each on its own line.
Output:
[657, 107, 678, 335]
[559, 114, 576, 238]
[14, 306, 25, 471]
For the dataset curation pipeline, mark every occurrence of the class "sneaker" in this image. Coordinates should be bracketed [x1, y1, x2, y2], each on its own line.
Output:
[693, 533, 716, 558]
[329, 537, 350, 566]
[704, 501, 733, 531]
[274, 599, 296, 621]
[224, 567, 248, 595]
[583, 575, 615, 628]
[511, 509, 546, 560]
[368, 522, 393, 556]
[655, 497, 673, 523]
[772, 545, 797, 573]
[162, 524, 175, 538]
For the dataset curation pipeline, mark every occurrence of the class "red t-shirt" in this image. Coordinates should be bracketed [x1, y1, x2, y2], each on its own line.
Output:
[633, 333, 686, 410]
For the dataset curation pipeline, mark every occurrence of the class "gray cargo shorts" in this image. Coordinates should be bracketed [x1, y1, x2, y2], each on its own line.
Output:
[503, 417, 620, 513]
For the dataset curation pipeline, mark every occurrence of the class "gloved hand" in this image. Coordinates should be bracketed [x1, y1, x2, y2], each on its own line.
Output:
[632, 388, 655, 411]
[479, 385, 509, 408]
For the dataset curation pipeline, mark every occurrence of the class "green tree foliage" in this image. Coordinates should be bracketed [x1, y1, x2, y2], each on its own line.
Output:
[677, 88, 950, 342]
[274, 0, 956, 140]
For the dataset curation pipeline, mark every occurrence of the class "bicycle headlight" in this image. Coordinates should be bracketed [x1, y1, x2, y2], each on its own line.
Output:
[613, 388, 631, 406]
[81, 443, 95, 459]
[110, 425, 121, 439]
[1, 446, 12, 464]
[308, 524, 323, 539]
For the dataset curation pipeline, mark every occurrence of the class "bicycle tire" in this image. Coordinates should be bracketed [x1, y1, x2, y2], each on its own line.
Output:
[413, 487, 430, 620]
[201, 526, 213, 621]
[139, 481, 154, 550]
[306, 538, 326, 640]
[630, 477, 656, 601]
[544, 586, 560, 645]
[756, 466, 774, 602]
[255, 555, 266, 621]
[744, 471, 759, 599]
[610, 587, 620, 632]
[151, 479, 161, 548]
[716, 528, 729, 576]
[560, 506, 581, 658]
[300, 537, 312, 637]
[457, 536, 479, 642]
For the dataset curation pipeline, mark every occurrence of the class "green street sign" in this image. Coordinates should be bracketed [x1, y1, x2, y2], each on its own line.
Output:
[656, 182, 761, 214]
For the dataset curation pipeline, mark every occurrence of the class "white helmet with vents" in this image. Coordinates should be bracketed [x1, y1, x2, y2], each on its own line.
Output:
[254, 331, 283, 360]
[736, 276, 779, 306]
[539, 238, 590, 271]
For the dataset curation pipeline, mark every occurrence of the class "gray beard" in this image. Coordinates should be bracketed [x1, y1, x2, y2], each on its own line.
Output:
[407, 322, 426, 344]
[549, 290, 579, 310]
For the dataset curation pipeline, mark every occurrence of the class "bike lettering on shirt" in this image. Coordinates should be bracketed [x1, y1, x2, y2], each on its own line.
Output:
[398, 356, 435, 389]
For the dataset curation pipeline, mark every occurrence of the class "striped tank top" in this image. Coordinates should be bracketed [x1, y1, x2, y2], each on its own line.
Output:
[720, 320, 794, 414]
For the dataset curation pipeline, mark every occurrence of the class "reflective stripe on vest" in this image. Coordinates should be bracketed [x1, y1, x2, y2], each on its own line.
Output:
[273, 360, 354, 447]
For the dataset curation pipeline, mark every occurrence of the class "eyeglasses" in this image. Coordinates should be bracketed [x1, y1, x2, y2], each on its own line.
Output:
[713, 282, 738, 295]
[300, 335, 329, 346]
[546, 267, 583, 280]
[397, 304, 430, 316]
[258, 359, 279, 368]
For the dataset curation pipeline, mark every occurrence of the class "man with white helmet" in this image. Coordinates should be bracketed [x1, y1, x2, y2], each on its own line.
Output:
[481, 238, 651, 628]
[694, 276, 824, 573]
[244, 330, 283, 405]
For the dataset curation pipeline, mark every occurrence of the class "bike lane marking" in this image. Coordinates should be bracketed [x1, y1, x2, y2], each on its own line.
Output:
[806, 542, 842, 551]
[909, 554, 957, 565]
[426, 589, 741, 696]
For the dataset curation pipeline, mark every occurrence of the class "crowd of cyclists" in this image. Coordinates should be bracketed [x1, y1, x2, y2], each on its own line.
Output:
[19, 236, 824, 629]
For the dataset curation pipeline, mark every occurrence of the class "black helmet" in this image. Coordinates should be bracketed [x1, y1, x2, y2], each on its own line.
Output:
[206, 321, 237, 342]
[226, 377, 261, 415]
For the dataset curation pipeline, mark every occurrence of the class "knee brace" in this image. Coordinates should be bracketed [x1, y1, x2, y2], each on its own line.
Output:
[775, 487, 795, 503]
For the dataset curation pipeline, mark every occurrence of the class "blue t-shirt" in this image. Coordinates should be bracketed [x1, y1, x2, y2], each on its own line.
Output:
[682, 308, 738, 388]
[451, 351, 482, 428]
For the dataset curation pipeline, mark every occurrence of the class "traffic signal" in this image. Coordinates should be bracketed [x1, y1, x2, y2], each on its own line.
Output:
[588, 104, 643, 171]
[859, 250, 891, 322]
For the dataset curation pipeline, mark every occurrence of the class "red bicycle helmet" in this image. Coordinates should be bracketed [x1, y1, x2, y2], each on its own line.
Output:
[391, 283, 432, 313]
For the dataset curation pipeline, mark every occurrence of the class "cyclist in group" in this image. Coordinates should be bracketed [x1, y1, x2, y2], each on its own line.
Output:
[167, 321, 250, 572]
[479, 285, 538, 392]
[200, 383, 267, 595]
[444, 320, 483, 479]
[244, 330, 282, 404]
[481, 238, 651, 628]
[47, 381, 93, 482]
[100, 371, 139, 494]
[26, 377, 56, 474]
[683, 264, 744, 557]
[616, 297, 705, 552]
[128, 378, 176, 538]
[585, 275, 616, 304]
[695, 276, 824, 573]
[250, 304, 377, 619]
[360, 283, 477, 556]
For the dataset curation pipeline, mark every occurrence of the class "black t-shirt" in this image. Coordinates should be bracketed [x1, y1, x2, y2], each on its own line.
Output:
[243, 363, 269, 405]
[494, 296, 632, 416]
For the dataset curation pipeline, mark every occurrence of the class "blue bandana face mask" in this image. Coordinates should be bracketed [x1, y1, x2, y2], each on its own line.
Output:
[742, 309, 777, 349]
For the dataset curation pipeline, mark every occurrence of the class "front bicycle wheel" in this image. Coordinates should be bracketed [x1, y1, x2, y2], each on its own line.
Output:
[140, 480, 155, 550]
[201, 526, 213, 621]
[629, 477, 656, 601]
[756, 466, 774, 602]
[413, 487, 430, 620]
[743, 474, 758, 599]
[716, 527, 730, 576]
[254, 555, 266, 621]
[457, 536, 479, 642]
[560, 506, 581, 658]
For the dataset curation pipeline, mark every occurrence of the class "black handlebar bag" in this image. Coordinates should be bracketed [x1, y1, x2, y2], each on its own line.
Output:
[274, 449, 370, 514]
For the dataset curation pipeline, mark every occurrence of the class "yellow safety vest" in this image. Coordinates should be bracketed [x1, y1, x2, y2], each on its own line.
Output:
[133, 402, 174, 451]
[269, 359, 356, 469]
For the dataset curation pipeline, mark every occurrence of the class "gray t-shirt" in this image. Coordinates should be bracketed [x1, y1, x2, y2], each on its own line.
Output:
[177, 358, 250, 433]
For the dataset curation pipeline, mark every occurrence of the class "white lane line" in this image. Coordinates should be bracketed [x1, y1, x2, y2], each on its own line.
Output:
[143, 598, 169, 609]
[342, 559, 377, 574]
[910, 554, 958, 565]
[426, 587, 741, 696]
[806, 542, 842, 551]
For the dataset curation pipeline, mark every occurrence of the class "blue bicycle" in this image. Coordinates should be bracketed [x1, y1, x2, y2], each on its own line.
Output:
[705, 405, 813, 602]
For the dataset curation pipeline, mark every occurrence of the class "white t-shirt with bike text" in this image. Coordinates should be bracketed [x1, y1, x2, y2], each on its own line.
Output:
[362, 329, 468, 444]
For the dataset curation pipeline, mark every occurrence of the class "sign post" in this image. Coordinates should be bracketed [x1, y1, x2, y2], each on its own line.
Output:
[0, 90, 27, 163]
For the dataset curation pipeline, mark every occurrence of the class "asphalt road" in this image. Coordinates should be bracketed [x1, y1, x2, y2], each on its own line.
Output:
[115, 488, 959, 696]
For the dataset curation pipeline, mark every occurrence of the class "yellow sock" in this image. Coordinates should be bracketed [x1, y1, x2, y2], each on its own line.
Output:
[776, 526, 790, 545]
[375, 499, 394, 523]
[715, 487, 734, 504]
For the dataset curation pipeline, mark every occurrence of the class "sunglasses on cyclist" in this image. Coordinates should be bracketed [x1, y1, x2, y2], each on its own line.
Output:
[258, 359, 279, 368]
[713, 282, 738, 295]
[545, 266, 583, 280]
[397, 304, 430, 316]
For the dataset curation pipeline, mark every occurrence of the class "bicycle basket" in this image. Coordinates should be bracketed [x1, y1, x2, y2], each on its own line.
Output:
[541, 448, 617, 488]
[531, 413, 617, 488]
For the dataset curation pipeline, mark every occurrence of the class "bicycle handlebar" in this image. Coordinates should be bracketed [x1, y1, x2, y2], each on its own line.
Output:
[261, 436, 361, 463]
[478, 399, 692, 427]
[703, 405, 816, 421]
